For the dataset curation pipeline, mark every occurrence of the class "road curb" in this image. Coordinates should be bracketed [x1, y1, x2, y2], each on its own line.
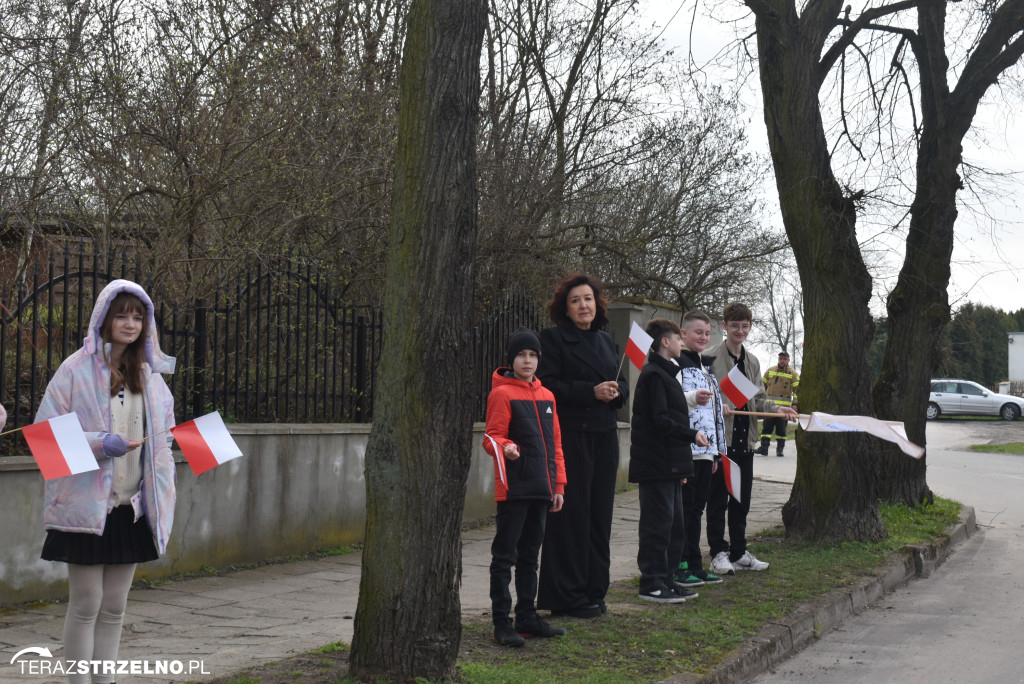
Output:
[686, 505, 977, 684]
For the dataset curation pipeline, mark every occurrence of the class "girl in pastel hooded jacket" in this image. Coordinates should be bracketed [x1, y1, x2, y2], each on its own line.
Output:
[36, 279, 176, 684]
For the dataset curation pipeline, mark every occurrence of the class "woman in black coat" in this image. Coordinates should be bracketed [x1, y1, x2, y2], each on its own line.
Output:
[536, 273, 628, 617]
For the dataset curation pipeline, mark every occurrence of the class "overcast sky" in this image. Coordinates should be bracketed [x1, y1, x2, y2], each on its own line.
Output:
[642, 1, 1024, 327]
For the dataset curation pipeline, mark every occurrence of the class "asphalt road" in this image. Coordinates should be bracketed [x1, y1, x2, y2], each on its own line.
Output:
[752, 418, 1024, 684]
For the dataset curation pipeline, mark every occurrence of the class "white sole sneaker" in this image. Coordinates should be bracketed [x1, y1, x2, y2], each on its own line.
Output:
[709, 552, 735, 576]
[733, 551, 769, 571]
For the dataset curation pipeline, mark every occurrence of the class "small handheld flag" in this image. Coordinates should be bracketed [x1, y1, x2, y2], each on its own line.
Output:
[721, 453, 742, 503]
[624, 321, 654, 371]
[171, 411, 243, 475]
[23, 412, 99, 480]
[719, 364, 759, 408]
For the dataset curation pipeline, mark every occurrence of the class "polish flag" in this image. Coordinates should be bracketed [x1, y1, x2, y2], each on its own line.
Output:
[721, 453, 742, 504]
[483, 433, 507, 488]
[719, 364, 759, 408]
[625, 321, 655, 370]
[23, 412, 99, 480]
[170, 411, 243, 475]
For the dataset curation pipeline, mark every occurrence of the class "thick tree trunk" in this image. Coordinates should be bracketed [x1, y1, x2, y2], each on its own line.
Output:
[873, 3, 956, 505]
[751, 1, 884, 542]
[348, 1, 487, 681]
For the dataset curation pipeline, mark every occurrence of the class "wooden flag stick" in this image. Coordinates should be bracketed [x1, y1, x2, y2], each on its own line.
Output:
[729, 410, 800, 422]
[0, 425, 25, 438]
[142, 427, 173, 442]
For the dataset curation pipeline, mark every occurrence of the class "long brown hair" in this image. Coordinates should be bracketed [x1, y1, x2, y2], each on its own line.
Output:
[101, 292, 149, 395]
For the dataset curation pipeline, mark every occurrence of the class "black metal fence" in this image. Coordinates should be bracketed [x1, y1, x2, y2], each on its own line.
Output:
[1, 244, 544, 455]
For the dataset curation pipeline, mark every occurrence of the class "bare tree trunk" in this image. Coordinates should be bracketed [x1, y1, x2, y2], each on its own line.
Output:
[874, 1, 1024, 504]
[750, 0, 884, 542]
[348, 0, 487, 681]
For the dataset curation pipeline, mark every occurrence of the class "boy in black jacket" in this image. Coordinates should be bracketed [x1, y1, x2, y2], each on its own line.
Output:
[629, 318, 709, 603]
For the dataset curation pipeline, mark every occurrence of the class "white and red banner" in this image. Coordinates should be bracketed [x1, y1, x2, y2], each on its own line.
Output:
[23, 412, 99, 480]
[483, 433, 508, 488]
[624, 321, 654, 371]
[721, 453, 742, 503]
[798, 412, 924, 459]
[170, 411, 243, 475]
[719, 364, 759, 408]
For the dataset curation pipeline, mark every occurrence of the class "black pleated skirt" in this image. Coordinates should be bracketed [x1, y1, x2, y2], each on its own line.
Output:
[41, 505, 158, 565]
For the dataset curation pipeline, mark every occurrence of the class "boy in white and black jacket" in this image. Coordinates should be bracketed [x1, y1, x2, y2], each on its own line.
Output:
[629, 318, 708, 603]
[676, 311, 727, 586]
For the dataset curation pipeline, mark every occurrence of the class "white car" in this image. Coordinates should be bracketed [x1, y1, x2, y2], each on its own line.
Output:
[928, 379, 1024, 421]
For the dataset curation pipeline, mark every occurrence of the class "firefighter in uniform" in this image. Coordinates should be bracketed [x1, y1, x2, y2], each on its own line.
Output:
[757, 351, 799, 457]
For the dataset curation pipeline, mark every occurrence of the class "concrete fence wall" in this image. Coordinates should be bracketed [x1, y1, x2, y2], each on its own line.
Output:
[0, 422, 630, 606]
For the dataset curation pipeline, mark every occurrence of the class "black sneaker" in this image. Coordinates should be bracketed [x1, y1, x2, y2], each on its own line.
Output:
[639, 586, 686, 604]
[670, 583, 699, 601]
[515, 614, 566, 638]
[493, 619, 526, 647]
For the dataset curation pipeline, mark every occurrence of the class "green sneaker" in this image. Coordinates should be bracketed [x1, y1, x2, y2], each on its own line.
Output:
[691, 567, 723, 584]
[674, 561, 704, 587]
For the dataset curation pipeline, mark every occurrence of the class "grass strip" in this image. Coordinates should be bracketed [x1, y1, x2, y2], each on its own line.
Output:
[970, 442, 1024, 454]
[457, 496, 961, 683]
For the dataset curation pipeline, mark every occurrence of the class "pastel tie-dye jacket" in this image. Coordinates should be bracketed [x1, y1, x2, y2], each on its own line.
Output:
[36, 280, 177, 555]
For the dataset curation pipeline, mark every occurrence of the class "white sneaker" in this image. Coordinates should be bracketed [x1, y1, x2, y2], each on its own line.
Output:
[733, 550, 769, 571]
[709, 551, 735, 576]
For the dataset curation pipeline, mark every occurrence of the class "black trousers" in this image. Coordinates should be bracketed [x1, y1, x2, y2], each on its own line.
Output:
[490, 499, 549, 623]
[681, 459, 714, 568]
[537, 428, 619, 611]
[637, 478, 685, 592]
[707, 446, 754, 562]
[760, 415, 789, 441]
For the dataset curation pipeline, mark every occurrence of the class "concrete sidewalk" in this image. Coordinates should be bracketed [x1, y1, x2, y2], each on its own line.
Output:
[1, 459, 798, 684]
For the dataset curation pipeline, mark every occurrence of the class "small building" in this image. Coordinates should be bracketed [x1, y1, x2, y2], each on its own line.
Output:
[1010, 332, 1024, 385]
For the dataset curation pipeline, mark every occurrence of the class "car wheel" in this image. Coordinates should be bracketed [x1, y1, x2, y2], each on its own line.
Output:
[926, 402, 940, 420]
[1000, 404, 1021, 421]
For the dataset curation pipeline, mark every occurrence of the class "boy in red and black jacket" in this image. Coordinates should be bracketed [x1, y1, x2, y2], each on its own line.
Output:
[483, 327, 568, 647]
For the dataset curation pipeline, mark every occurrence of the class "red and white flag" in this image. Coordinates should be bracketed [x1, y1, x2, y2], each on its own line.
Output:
[719, 364, 759, 408]
[720, 452, 742, 504]
[483, 433, 508, 489]
[23, 412, 99, 480]
[170, 411, 243, 475]
[625, 321, 655, 370]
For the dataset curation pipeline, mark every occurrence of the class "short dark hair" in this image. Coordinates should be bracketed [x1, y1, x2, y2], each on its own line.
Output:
[681, 310, 711, 328]
[548, 272, 609, 329]
[645, 318, 680, 352]
[779, 351, 790, 358]
[722, 302, 753, 323]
